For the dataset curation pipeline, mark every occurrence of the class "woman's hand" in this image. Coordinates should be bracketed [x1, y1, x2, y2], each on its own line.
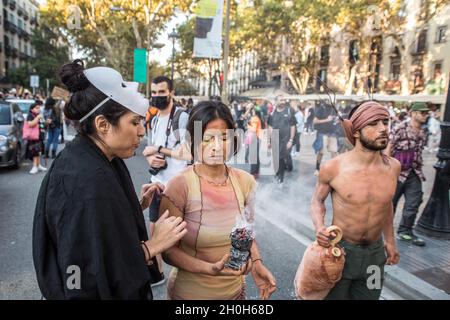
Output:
[139, 182, 164, 210]
[147, 210, 187, 257]
[208, 254, 252, 277]
[251, 261, 276, 300]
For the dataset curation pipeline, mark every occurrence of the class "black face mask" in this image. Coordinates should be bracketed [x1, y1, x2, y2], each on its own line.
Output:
[151, 95, 170, 110]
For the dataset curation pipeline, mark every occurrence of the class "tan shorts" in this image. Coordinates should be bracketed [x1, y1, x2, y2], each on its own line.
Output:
[318, 135, 338, 154]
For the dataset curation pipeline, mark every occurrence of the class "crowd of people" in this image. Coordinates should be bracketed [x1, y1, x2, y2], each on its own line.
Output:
[207, 97, 442, 181]
[29, 59, 444, 301]
[1, 89, 67, 174]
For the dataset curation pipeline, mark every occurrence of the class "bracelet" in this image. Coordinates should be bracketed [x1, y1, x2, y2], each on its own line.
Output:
[157, 145, 163, 153]
[141, 241, 151, 263]
[252, 258, 263, 263]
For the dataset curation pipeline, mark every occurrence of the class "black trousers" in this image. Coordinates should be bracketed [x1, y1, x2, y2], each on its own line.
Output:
[294, 132, 301, 152]
[392, 171, 424, 234]
[245, 135, 260, 175]
[274, 141, 293, 182]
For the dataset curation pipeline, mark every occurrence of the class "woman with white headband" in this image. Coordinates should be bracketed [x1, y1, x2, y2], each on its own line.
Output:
[32, 60, 187, 299]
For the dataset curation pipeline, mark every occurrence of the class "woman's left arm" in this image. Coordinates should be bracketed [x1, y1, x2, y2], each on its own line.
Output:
[249, 241, 277, 300]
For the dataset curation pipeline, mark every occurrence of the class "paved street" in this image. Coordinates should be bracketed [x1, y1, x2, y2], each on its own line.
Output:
[0, 133, 303, 300]
[0, 129, 449, 299]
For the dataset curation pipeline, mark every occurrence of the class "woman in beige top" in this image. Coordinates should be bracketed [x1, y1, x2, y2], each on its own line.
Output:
[160, 100, 276, 300]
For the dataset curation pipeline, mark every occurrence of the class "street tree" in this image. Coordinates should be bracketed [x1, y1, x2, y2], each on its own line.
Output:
[42, 0, 193, 79]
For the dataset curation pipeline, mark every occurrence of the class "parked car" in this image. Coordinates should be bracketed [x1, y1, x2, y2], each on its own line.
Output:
[0, 101, 25, 169]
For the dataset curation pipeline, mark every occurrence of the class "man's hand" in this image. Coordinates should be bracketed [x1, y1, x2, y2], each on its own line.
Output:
[385, 242, 400, 265]
[315, 226, 336, 248]
[208, 254, 252, 276]
[286, 141, 293, 150]
[251, 261, 277, 300]
[143, 146, 159, 157]
[146, 154, 166, 168]
[140, 182, 164, 210]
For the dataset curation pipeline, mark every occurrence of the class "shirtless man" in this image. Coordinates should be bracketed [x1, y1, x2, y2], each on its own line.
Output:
[310, 101, 401, 300]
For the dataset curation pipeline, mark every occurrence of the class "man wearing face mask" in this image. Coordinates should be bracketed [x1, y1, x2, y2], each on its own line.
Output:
[142, 76, 191, 286]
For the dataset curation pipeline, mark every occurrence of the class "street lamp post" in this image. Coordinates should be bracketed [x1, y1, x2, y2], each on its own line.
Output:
[221, 0, 231, 105]
[168, 28, 179, 83]
[416, 78, 450, 239]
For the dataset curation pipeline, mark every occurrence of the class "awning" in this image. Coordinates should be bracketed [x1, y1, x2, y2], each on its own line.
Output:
[258, 93, 447, 104]
[240, 87, 291, 98]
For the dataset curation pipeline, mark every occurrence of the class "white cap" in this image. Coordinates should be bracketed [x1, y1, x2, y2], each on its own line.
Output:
[79, 67, 148, 122]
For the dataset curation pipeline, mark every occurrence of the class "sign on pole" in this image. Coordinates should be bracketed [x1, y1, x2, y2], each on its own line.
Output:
[51, 86, 70, 101]
[133, 48, 147, 83]
[30, 75, 39, 88]
[193, 0, 223, 59]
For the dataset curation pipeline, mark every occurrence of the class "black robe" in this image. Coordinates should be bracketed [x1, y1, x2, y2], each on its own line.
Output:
[32, 135, 153, 299]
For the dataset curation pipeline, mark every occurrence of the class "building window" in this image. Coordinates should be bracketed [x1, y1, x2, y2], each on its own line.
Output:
[320, 45, 330, 65]
[349, 40, 359, 65]
[436, 26, 447, 43]
[433, 61, 443, 80]
[316, 68, 328, 91]
[390, 61, 401, 80]
[416, 29, 427, 53]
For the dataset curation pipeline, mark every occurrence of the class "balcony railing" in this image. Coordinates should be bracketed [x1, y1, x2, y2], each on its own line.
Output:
[17, 27, 29, 39]
[11, 47, 18, 58]
[19, 52, 28, 60]
[5, 44, 11, 57]
[3, 0, 8, 6]
[17, 6, 24, 16]
[30, 17, 38, 25]
[24, 12, 29, 20]
[384, 79, 401, 93]
[9, 0, 16, 10]
[4, 21, 18, 34]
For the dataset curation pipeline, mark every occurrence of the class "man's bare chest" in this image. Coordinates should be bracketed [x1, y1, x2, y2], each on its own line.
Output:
[331, 169, 397, 206]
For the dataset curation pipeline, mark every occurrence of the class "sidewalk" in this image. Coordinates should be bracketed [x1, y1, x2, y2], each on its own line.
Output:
[246, 132, 450, 299]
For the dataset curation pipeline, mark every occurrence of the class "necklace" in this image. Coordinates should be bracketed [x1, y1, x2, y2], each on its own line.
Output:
[194, 165, 229, 186]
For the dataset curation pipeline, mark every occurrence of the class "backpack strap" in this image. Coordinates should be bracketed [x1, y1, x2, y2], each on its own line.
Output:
[172, 108, 186, 146]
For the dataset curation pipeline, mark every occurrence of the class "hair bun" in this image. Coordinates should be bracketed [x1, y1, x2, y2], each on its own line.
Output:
[58, 59, 91, 93]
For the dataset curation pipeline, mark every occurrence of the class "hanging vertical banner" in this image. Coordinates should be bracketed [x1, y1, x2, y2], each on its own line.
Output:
[133, 48, 147, 83]
[193, 0, 223, 59]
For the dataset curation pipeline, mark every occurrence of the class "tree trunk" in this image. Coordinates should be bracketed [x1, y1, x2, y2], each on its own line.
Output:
[398, 46, 410, 95]
[285, 68, 301, 94]
[85, 4, 117, 68]
[132, 18, 143, 48]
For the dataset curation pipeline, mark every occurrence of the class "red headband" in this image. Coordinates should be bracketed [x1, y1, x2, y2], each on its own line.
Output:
[342, 101, 390, 146]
